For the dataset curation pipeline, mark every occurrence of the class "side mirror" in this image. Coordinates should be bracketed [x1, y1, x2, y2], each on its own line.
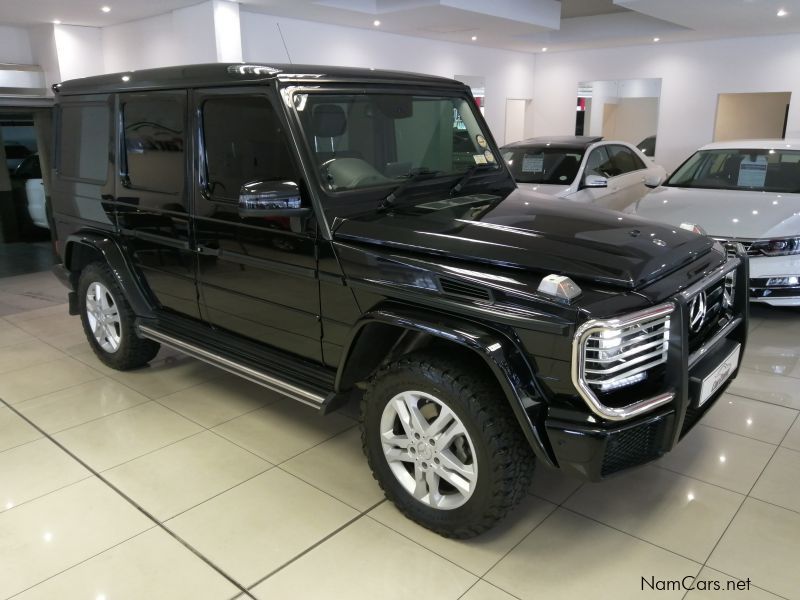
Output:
[584, 174, 608, 188]
[644, 174, 663, 188]
[238, 180, 310, 218]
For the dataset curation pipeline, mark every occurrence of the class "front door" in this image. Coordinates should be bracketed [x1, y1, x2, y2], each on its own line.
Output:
[191, 89, 322, 362]
[115, 91, 199, 318]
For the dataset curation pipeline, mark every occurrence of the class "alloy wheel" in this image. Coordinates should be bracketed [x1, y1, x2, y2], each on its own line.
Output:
[85, 281, 122, 353]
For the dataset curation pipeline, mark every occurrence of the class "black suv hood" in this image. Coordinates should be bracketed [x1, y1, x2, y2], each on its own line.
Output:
[333, 189, 716, 290]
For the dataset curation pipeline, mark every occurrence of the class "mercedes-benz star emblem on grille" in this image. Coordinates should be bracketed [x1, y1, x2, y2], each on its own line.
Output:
[688, 291, 708, 333]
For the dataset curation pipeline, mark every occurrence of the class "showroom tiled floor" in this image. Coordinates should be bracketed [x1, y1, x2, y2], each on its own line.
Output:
[2, 273, 800, 599]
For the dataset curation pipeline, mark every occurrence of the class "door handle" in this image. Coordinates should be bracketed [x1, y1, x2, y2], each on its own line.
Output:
[196, 244, 220, 256]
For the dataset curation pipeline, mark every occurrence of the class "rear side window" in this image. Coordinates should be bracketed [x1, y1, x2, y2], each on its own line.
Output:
[202, 95, 298, 202]
[58, 104, 109, 182]
[608, 145, 646, 174]
[122, 95, 185, 194]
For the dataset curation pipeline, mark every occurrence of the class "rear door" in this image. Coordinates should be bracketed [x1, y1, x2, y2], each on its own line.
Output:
[604, 144, 649, 210]
[191, 88, 322, 361]
[115, 91, 199, 318]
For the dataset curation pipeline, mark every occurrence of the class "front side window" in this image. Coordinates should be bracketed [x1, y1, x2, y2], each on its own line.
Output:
[585, 146, 611, 178]
[666, 148, 800, 192]
[202, 95, 299, 202]
[122, 95, 185, 194]
[293, 92, 501, 193]
[59, 103, 109, 182]
[501, 147, 584, 184]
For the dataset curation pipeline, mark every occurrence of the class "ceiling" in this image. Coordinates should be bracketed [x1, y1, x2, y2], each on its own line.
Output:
[0, 0, 799, 54]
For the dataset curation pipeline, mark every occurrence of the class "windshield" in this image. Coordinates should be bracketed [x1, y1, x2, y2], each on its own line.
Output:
[666, 148, 800, 193]
[292, 92, 501, 193]
[501, 146, 584, 184]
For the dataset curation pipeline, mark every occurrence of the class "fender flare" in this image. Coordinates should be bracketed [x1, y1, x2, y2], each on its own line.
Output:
[336, 305, 556, 466]
[64, 230, 156, 319]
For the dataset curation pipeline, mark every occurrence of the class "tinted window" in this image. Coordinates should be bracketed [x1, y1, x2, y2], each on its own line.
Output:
[59, 104, 109, 182]
[14, 154, 41, 179]
[122, 96, 185, 194]
[608, 145, 645, 174]
[202, 96, 298, 201]
[501, 146, 584, 184]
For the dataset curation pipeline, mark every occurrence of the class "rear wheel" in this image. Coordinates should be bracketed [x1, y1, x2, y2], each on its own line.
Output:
[77, 262, 159, 370]
[361, 352, 534, 538]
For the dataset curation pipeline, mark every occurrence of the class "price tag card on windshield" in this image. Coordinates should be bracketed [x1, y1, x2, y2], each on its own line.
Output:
[522, 154, 544, 173]
[737, 155, 768, 188]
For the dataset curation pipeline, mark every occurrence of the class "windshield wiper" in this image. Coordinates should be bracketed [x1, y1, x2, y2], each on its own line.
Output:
[380, 168, 443, 209]
[449, 163, 496, 196]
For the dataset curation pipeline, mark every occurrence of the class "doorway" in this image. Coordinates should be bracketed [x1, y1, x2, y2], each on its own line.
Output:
[714, 92, 792, 142]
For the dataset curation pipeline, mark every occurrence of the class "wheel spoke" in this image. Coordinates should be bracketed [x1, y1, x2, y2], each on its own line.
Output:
[412, 465, 427, 500]
[426, 405, 456, 438]
[435, 450, 476, 495]
[425, 469, 442, 507]
[399, 392, 429, 436]
[436, 419, 467, 449]
[384, 447, 413, 463]
[390, 398, 415, 439]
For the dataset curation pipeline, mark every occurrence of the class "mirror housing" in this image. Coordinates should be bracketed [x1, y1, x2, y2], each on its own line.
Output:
[644, 174, 663, 188]
[584, 174, 608, 188]
[238, 180, 310, 218]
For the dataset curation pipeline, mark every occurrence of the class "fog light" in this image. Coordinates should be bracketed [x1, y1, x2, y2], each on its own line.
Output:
[599, 372, 647, 392]
[766, 276, 800, 287]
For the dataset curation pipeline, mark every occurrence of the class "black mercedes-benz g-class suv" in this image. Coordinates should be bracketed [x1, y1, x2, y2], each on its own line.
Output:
[49, 63, 748, 538]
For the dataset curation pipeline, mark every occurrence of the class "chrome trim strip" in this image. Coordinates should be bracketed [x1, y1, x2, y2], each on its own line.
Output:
[687, 316, 742, 369]
[680, 256, 741, 301]
[138, 325, 326, 409]
[571, 302, 675, 421]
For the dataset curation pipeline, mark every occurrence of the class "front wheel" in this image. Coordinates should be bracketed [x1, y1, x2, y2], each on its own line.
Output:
[78, 262, 160, 370]
[361, 352, 534, 538]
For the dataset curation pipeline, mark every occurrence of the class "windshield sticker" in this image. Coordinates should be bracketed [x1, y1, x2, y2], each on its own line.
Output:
[738, 155, 768, 187]
[522, 154, 544, 173]
[473, 154, 488, 164]
[484, 150, 496, 163]
[476, 134, 488, 149]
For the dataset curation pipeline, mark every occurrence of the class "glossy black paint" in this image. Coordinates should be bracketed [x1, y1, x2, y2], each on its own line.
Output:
[50, 64, 749, 483]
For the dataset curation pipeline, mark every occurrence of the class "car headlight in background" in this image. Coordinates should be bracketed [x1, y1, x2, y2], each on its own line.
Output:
[750, 237, 800, 256]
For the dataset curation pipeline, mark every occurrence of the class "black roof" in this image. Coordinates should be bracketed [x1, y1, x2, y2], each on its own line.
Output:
[54, 63, 466, 96]
[501, 135, 603, 150]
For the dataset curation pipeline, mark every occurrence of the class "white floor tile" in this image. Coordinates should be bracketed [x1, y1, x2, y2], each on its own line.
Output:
[0, 340, 64, 375]
[12, 528, 239, 600]
[485, 508, 700, 599]
[530, 464, 583, 504]
[250, 517, 476, 600]
[53, 402, 203, 471]
[703, 393, 798, 444]
[460, 581, 518, 600]
[167, 469, 357, 587]
[685, 567, 783, 599]
[656, 425, 775, 493]
[0, 478, 152, 598]
[709, 497, 800, 599]
[727, 368, 800, 409]
[0, 406, 41, 452]
[564, 465, 744, 562]
[0, 356, 103, 405]
[104, 431, 271, 520]
[751, 446, 800, 513]
[0, 438, 90, 512]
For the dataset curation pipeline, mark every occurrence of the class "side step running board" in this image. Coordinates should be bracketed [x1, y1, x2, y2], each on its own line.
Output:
[138, 324, 328, 410]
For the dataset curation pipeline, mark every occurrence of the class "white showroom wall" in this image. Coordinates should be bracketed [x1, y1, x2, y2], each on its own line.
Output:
[532, 33, 800, 171]
[0, 25, 34, 64]
[238, 11, 537, 145]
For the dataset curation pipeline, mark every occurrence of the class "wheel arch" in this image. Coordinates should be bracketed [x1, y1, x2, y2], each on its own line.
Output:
[64, 230, 155, 319]
[336, 305, 556, 466]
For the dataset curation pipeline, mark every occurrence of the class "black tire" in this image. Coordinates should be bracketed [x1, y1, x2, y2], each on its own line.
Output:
[77, 262, 160, 370]
[361, 352, 534, 538]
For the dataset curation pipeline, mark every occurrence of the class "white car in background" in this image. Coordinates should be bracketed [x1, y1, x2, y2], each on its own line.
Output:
[627, 139, 800, 306]
[13, 153, 48, 229]
[500, 136, 666, 212]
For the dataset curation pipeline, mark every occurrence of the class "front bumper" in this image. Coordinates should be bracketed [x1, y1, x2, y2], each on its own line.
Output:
[542, 251, 749, 481]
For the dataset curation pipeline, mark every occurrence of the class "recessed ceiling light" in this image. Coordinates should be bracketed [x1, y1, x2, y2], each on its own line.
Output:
[101, 6, 111, 13]
[471, 35, 477, 41]
[653, 37, 660, 42]
[121, 75, 130, 82]
[777, 8, 788, 17]
[541, 47, 548, 52]
[53, 19, 61, 24]
[373, 19, 380, 26]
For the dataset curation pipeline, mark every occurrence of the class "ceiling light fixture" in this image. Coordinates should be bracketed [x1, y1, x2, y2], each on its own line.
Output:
[101, 6, 111, 13]
[53, 19, 61, 24]
[541, 47, 548, 52]
[373, 19, 380, 26]
[653, 37, 660, 42]
[471, 35, 477, 41]
[777, 8, 788, 17]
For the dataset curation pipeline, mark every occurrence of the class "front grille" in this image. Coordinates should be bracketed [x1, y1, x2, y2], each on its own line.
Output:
[601, 420, 663, 477]
[583, 314, 670, 392]
[714, 238, 758, 257]
[687, 275, 733, 354]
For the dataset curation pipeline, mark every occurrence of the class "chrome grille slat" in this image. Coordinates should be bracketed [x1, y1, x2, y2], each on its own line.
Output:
[585, 337, 668, 364]
[585, 345, 669, 376]
[586, 357, 669, 386]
